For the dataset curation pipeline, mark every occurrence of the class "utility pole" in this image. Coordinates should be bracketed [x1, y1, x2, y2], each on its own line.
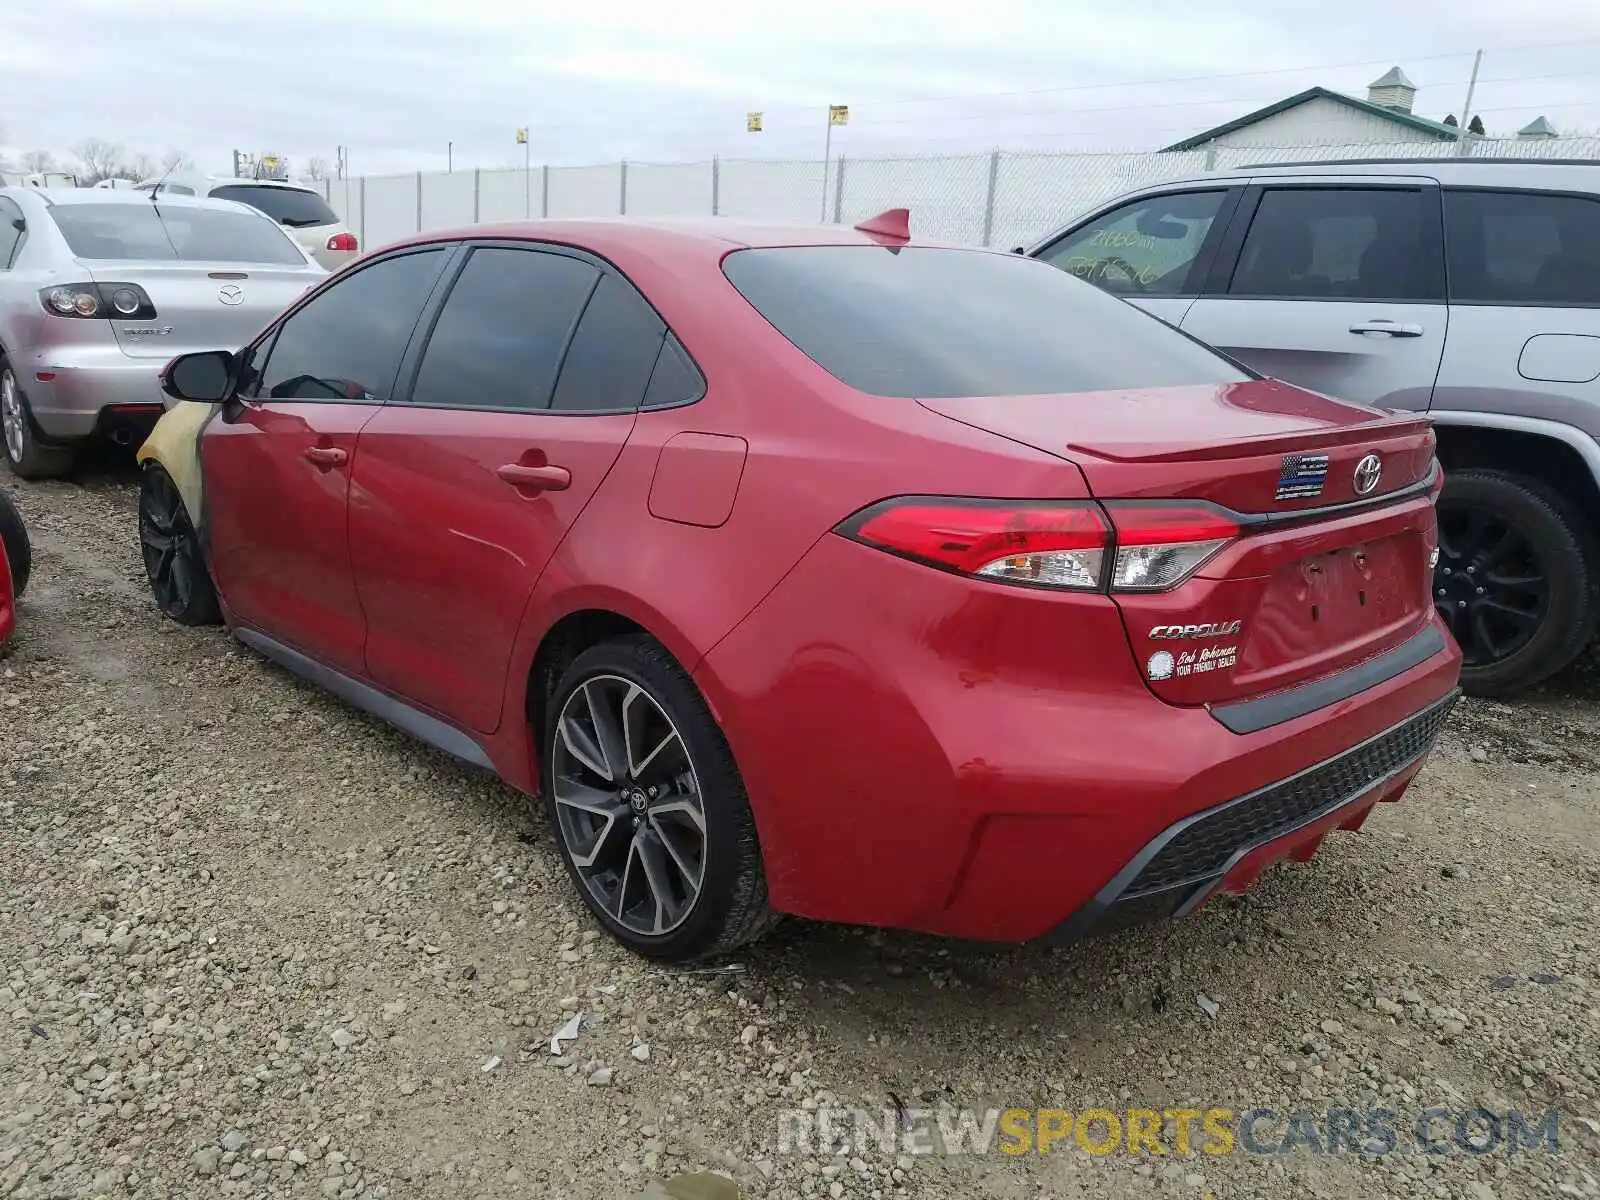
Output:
[1456, 50, 1483, 158]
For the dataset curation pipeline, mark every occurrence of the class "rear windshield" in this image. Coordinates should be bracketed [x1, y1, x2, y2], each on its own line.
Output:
[50, 203, 308, 264]
[210, 184, 338, 228]
[721, 245, 1250, 398]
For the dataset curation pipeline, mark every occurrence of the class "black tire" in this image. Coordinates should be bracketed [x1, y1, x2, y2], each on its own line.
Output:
[541, 633, 778, 961]
[1435, 468, 1598, 697]
[0, 489, 29, 598]
[138, 465, 222, 626]
[1, 357, 79, 481]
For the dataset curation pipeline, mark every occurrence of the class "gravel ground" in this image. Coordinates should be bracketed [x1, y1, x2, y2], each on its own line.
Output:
[2, 463, 1598, 1200]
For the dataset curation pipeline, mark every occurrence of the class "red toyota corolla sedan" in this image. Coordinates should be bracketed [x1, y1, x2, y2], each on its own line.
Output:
[143, 211, 1461, 960]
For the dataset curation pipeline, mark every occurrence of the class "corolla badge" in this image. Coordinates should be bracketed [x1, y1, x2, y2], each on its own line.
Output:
[217, 285, 245, 306]
[1149, 621, 1243, 640]
[1353, 453, 1383, 496]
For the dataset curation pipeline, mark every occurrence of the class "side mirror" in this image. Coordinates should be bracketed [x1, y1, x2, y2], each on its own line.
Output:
[161, 350, 237, 403]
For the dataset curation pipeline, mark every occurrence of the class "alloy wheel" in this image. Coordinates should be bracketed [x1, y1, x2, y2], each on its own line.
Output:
[551, 673, 708, 937]
[1434, 502, 1549, 668]
[1, 370, 24, 464]
[139, 471, 198, 616]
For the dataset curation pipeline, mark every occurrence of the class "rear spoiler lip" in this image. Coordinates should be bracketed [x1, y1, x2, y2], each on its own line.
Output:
[1065, 413, 1435, 464]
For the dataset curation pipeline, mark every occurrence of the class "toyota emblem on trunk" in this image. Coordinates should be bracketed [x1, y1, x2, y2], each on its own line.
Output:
[1353, 453, 1383, 496]
[217, 285, 244, 306]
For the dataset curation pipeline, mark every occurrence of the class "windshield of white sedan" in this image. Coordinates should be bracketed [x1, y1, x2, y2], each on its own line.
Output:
[49, 204, 307, 265]
[721, 245, 1252, 398]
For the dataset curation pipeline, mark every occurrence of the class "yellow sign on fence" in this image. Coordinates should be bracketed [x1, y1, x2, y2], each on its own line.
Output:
[746, 112, 763, 133]
[828, 105, 849, 126]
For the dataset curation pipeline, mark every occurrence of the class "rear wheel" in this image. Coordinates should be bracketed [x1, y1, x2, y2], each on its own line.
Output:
[1434, 468, 1597, 697]
[0, 489, 29, 597]
[541, 634, 777, 961]
[139, 465, 222, 626]
[1, 359, 78, 481]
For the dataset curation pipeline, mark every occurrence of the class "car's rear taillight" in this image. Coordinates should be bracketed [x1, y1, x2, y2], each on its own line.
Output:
[38, 283, 157, 320]
[1102, 503, 1240, 592]
[838, 497, 1242, 593]
[326, 232, 358, 252]
[838, 498, 1109, 590]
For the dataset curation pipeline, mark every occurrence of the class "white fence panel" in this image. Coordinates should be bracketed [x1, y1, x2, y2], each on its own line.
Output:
[626, 162, 714, 217]
[479, 167, 534, 222]
[548, 164, 621, 218]
[718, 158, 830, 224]
[838, 153, 991, 244]
[420, 171, 476, 231]
[362, 173, 420, 251]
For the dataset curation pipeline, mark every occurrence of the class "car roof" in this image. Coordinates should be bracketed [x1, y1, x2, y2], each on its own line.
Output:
[385, 215, 973, 255]
[1169, 157, 1600, 187]
[12, 187, 265, 212]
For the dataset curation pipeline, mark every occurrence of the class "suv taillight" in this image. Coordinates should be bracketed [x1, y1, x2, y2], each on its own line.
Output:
[837, 497, 1239, 593]
[326, 232, 358, 252]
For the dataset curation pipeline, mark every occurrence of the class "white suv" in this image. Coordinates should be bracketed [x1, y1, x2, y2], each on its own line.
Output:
[1029, 157, 1600, 698]
[136, 175, 357, 271]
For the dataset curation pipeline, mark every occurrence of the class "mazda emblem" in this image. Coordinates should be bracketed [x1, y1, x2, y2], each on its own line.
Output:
[1353, 453, 1383, 496]
[217, 285, 244, 306]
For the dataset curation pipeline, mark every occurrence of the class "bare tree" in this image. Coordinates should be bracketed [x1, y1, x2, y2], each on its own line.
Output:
[20, 150, 58, 173]
[161, 149, 194, 173]
[71, 138, 126, 185]
[128, 153, 158, 182]
[305, 156, 331, 182]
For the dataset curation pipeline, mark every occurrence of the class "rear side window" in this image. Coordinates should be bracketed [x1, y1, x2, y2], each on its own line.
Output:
[643, 336, 705, 408]
[722, 246, 1248, 398]
[257, 250, 446, 402]
[1229, 187, 1440, 301]
[48, 203, 306, 264]
[210, 184, 338, 228]
[411, 247, 598, 411]
[1444, 189, 1600, 305]
[550, 275, 666, 412]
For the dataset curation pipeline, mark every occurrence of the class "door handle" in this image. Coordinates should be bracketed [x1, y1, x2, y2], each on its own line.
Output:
[1349, 321, 1424, 338]
[496, 462, 571, 493]
[303, 445, 348, 469]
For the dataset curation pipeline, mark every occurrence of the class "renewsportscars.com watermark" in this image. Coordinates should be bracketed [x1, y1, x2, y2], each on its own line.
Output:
[776, 1105, 1563, 1158]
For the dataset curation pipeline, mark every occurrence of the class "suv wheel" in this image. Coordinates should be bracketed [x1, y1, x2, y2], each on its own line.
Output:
[541, 634, 777, 961]
[1435, 468, 1598, 696]
[1, 358, 78, 481]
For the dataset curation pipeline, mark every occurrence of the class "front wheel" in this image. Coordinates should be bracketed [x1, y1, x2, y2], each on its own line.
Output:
[0, 490, 29, 598]
[1434, 468, 1598, 697]
[139, 465, 222, 626]
[541, 634, 777, 961]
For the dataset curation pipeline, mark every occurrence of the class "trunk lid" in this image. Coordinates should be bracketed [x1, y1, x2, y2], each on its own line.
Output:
[919, 379, 1441, 708]
[83, 261, 319, 360]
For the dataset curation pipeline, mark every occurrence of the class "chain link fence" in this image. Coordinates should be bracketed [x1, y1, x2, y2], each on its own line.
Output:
[319, 137, 1600, 254]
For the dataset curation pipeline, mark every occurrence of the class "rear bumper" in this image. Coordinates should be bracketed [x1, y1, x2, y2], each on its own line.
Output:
[16, 344, 168, 441]
[1042, 689, 1459, 944]
[697, 532, 1464, 942]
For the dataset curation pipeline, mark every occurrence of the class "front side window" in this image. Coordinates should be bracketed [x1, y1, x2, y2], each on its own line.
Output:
[48, 203, 307, 264]
[1037, 190, 1227, 296]
[723, 245, 1250, 399]
[257, 250, 446, 402]
[1444, 189, 1600, 305]
[410, 247, 599, 411]
[1229, 187, 1439, 301]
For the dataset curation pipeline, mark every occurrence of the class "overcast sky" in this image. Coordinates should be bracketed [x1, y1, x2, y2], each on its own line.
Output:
[4, 0, 1600, 177]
